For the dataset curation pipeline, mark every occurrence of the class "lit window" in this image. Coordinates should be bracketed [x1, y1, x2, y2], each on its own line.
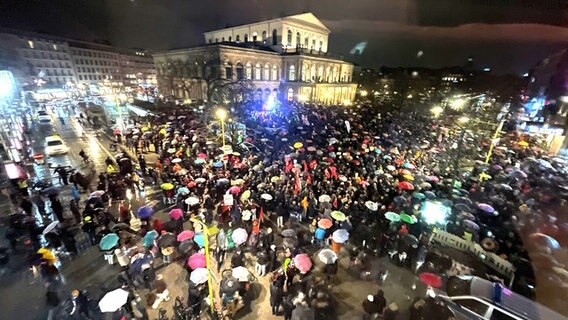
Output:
[255, 64, 261, 80]
[264, 64, 270, 80]
[28, 40, 34, 49]
[245, 63, 252, 80]
[272, 66, 278, 81]
[289, 65, 296, 81]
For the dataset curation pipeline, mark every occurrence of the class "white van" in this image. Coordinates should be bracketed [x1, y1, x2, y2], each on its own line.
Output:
[45, 135, 69, 156]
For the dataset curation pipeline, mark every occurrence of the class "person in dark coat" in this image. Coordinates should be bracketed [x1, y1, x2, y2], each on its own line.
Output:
[20, 197, 33, 215]
[69, 199, 81, 224]
[70, 289, 90, 318]
[231, 249, 245, 268]
[269, 279, 283, 315]
[81, 216, 97, 245]
[282, 293, 295, 320]
[50, 196, 65, 222]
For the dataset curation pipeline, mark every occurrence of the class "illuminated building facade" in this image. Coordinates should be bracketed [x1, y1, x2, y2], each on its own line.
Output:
[154, 13, 356, 105]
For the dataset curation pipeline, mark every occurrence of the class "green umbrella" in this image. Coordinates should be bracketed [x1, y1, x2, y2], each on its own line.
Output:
[330, 210, 347, 221]
[400, 213, 417, 224]
[412, 192, 426, 200]
[385, 211, 401, 222]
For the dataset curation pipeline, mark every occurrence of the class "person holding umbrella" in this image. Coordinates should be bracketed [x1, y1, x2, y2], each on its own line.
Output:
[157, 230, 175, 264]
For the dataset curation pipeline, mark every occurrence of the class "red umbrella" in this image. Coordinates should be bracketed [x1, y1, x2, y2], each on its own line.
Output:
[187, 253, 206, 270]
[187, 181, 197, 188]
[318, 218, 333, 229]
[293, 253, 313, 274]
[228, 186, 241, 194]
[397, 181, 414, 190]
[177, 230, 195, 242]
[419, 272, 442, 288]
[169, 208, 183, 220]
[198, 153, 207, 159]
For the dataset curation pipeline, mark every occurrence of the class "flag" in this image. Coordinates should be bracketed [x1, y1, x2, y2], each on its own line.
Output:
[258, 206, 264, 223]
[306, 172, 312, 185]
[285, 160, 293, 173]
[294, 174, 301, 195]
[330, 166, 338, 180]
[302, 160, 308, 172]
[310, 159, 317, 170]
[325, 168, 331, 179]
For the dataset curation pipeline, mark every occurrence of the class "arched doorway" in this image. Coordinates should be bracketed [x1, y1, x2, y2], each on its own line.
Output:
[287, 88, 294, 101]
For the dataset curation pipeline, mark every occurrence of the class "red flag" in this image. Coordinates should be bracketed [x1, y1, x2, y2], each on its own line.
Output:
[310, 159, 317, 170]
[285, 161, 293, 173]
[306, 172, 312, 185]
[294, 174, 301, 195]
[325, 168, 331, 179]
[258, 206, 264, 223]
[330, 166, 339, 180]
[332, 198, 338, 208]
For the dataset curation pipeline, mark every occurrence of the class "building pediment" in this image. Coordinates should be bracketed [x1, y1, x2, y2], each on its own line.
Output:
[283, 13, 331, 33]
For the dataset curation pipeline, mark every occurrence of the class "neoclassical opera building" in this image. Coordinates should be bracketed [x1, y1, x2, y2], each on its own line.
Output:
[153, 13, 357, 105]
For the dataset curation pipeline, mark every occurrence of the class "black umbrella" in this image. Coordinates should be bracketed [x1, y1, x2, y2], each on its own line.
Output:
[111, 223, 130, 232]
[401, 234, 419, 247]
[454, 203, 473, 213]
[178, 240, 194, 254]
[158, 233, 176, 248]
[282, 237, 297, 248]
[161, 220, 178, 232]
[281, 229, 297, 238]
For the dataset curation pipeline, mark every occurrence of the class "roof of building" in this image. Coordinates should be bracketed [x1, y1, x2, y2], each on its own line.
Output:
[204, 12, 330, 34]
[154, 42, 280, 56]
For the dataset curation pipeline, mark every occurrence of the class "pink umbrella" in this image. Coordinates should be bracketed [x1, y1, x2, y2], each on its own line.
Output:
[169, 208, 183, 220]
[293, 253, 313, 274]
[419, 272, 443, 288]
[228, 186, 241, 194]
[177, 230, 195, 242]
[231, 228, 248, 245]
[198, 153, 207, 159]
[187, 252, 206, 270]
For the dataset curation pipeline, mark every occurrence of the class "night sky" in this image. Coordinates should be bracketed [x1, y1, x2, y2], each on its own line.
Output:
[1, 0, 567, 74]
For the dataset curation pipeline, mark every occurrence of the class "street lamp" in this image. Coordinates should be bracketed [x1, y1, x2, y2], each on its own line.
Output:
[457, 116, 470, 124]
[431, 106, 444, 117]
[190, 218, 215, 313]
[215, 108, 228, 150]
[450, 98, 466, 110]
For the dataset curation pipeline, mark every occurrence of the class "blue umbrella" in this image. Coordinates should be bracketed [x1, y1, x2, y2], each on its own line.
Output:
[194, 233, 205, 247]
[143, 230, 158, 248]
[424, 191, 436, 200]
[383, 155, 392, 160]
[137, 206, 154, 219]
[177, 187, 190, 196]
[412, 192, 426, 200]
[374, 148, 382, 154]
[99, 233, 119, 251]
[314, 228, 326, 240]
[441, 199, 453, 207]
[213, 161, 224, 168]
[332, 229, 349, 243]
[194, 158, 205, 165]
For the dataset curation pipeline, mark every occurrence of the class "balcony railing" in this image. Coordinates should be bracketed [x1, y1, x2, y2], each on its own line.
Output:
[281, 47, 345, 60]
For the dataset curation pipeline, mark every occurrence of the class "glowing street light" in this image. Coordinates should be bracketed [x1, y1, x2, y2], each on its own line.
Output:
[450, 98, 466, 110]
[431, 106, 444, 117]
[215, 108, 228, 149]
[458, 116, 470, 124]
[360, 90, 368, 97]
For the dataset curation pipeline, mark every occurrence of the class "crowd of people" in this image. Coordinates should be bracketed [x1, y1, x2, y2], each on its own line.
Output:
[5, 100, 568, 319]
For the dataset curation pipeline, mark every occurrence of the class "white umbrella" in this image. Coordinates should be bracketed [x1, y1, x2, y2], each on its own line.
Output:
[171, 158, 182, 163]
[242, 210, 252, 221]
[260, 193, 273, 201]
[365, 201, 379, 211]
[98, 288, 129, 313]
[190, 268, 209, 284]
[42, 221, 59, 235]
[318, 194, 331, 203]
[232, 266, 250, 282]
[195, 177, 206, 183]
[185, 197, 199, 205]
[318, 249, 338, 264]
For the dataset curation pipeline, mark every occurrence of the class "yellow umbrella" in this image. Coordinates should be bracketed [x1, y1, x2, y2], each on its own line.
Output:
[141, 127, 149, 132]
[479, 172, 492, 182]
[159, 128, 166, 135]
[403, 174, 414, 181]
[518, 141, 529, 147]
[293, 142, 303, 149]
[270, 176, 280, 183]
[240, 190, 251, 202]
[208, 225, 219, 236]
[160, 183, 174, 190]
[106, 164, 117, 174]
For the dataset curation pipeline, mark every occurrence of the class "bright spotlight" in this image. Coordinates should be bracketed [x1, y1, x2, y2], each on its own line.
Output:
[450, 98, 466, 110]
[215, 108, 228, 121]
[421, 200, 449, 225]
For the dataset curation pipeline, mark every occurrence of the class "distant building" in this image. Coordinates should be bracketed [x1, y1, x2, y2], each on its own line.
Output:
[0, 28, 156, 97]
[153, 12, 356, 105]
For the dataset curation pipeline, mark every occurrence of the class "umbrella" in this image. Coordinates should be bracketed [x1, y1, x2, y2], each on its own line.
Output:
[293, 253, 313, 274]
[403, 162, 415, 169]
[330, 211, 347, 221]
[318, 249, 337, 264]
[228, 186, 241, 194]
[455, 203, 473, 213]
[177, 187, 190, 196]
[193, 234, 205, 247]
[171, 158, 182, 163]
[42, 221, 59, 235]
[178, 240, 194, 254]
[195, 177, 206, 183]
[260, 193, 273, 201]
[529, 233, 561, 250]
[386, 165, 396, 171]
[397, 181, 414, 190]
[240, 190, 251, 202]
[176, 168, 189, 176]
[462, 220, 480, 231]
[213, 161, 224, 168]
[477, 203, 495, 213]
[282, 229, 297, 238]
[169, 208, 184, 220]
[187, 253, 207, 270]
[99, 233, 119, 251]
[185, 197, 199, 206]
[518, 141, 529, 147]
[401, 234, 419, 247]
[232, 228, 248, 245]
[194, 158, 205, 165]
[198, 153, 207, 159]
[385, 211, 401, 222]
[412, 192, 426, 200]
[400, 213, 417, 224]
[424, 191, 436, 199]
[177, 230, 195, 242]
[98, 288, 129, 313]
[143, 230, 158, 247]
[314, 228, 326, 240]
[421, 182, 432, 189]
[419, 272, 443, 288]
[318, 194, 331, 203]
[232, 266, 251, 282]
[89, 190, 105, 198]
[293, 142, 303, 149]
[190, 268, 209, 284]
[137, 206, 154, 219]
[332, 229, 349, 243]
[157, 233, 176, 248]
[282, 237, 297, 248]
[365, 201, 379, 211]
[160, 183, 174, 190]
[318, 218, 333, 229]
[43, 186, 60, 196]
[393, 196, 406, 205]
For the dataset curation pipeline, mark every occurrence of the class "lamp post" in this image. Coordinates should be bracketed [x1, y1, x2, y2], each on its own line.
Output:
[215, 108, 228, 151]
[190, 218, 215, 313]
